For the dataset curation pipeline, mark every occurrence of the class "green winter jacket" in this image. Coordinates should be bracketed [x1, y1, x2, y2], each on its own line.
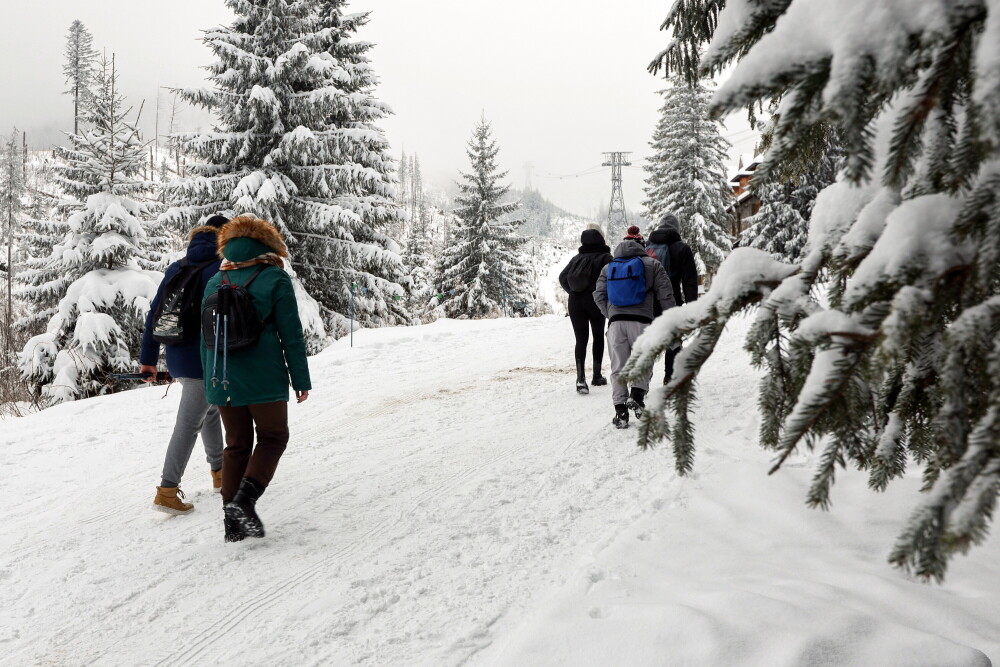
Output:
[201, 236, 312, 406]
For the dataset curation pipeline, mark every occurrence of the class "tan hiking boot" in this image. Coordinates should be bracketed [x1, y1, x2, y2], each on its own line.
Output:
[211, 469, 223, 493]
[153, 486, 194, 515]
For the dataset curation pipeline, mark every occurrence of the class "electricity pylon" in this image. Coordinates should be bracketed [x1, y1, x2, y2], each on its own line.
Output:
[602, 152, 631, 238]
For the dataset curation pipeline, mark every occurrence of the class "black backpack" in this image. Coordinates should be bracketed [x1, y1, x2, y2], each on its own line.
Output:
[202, 266, 271, 353]
[566, 256, 594, 293]
[151, 259, 216, 345]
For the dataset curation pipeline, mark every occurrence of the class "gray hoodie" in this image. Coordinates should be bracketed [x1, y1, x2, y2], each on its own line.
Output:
[593, 240, 676, 323]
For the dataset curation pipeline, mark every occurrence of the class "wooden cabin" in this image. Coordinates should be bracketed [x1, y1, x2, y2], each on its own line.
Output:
[728, 156, 762, 237]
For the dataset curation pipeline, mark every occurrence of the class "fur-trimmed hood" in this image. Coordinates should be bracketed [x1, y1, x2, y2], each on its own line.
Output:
[216, 216, 289, 259]
[187, 225, 219, 242]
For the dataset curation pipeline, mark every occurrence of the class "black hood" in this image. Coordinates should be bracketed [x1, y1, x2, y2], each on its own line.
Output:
[579, 228, 610, 254]
[648, 227, 681, 245]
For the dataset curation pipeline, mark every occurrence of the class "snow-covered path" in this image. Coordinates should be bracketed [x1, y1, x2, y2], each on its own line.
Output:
[2, 315, 998, 666]
[2, 317, 680, 665]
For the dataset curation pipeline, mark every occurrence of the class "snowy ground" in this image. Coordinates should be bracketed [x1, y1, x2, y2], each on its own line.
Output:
[2, 315, 998, 666]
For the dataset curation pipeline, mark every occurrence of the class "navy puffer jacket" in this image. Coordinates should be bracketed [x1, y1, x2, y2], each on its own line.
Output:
[139, 228, 222, 379]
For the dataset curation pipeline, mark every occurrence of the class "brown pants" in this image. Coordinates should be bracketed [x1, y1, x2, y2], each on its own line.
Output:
[217, 401, 289, 503]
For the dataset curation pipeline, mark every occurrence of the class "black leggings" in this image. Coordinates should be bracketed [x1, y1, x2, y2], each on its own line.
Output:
[568, 292, 606, 371]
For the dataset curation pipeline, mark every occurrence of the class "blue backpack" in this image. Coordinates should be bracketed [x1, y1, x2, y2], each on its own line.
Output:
[606, 257, 647, 306]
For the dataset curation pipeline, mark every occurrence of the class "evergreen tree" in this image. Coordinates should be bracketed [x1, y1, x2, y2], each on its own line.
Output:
[63, 20, 99, 136]
[738, 183, 807, 262]
[410, 154, 422, 224]
[642, 78, 733, 274]
[397, 148, 409, 226]
[163, 0, 407, 333]
[742, 126, 842, 263]
[402, 202, 434, 319]
[633, 0, 1000, 581]
[17, 55, 162, 405]
[1, 130, 25, 357]
[434, 116, 533, 319]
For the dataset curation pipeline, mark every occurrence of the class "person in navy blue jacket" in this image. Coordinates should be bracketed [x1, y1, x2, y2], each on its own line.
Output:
[140, 216, 227, 515]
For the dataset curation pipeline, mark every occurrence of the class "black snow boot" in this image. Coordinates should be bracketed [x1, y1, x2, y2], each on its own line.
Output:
[627, 388, 646, 419]
[576, 359, 589, 395]
[224, 514, 245, 543]
[592, 362, 607, 386]
[224, 477, 266, 538]
[613, 403, 629, 429]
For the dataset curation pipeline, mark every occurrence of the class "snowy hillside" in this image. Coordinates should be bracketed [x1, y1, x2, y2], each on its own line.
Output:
[2, 315, 998, 666]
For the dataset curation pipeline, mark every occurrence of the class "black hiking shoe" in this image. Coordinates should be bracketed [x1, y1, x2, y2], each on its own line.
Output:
[626, 388, 646, 420]
[224, 478, 265, 538]
[591, 374, 607, 386]
[613, 404, 629, 429]
[224, 514, 245, 543]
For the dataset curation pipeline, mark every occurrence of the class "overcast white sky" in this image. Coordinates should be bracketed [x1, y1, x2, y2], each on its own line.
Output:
[0, 0, 758, 217]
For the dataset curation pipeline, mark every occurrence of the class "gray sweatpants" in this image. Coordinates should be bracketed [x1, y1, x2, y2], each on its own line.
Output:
[608, 320, 653, 405]
[161, 377, 224, 487]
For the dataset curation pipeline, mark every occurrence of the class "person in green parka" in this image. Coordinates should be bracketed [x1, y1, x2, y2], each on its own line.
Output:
[202, 216, 312, 543]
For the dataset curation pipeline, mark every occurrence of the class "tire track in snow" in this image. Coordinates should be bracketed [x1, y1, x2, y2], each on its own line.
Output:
[154, 514, 399, 667]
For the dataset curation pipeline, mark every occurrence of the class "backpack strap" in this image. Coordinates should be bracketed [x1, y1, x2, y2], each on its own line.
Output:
[242, 264, 270, 288]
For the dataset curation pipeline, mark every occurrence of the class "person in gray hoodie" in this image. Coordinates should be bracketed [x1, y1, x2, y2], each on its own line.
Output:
[593, 225, 677, 428]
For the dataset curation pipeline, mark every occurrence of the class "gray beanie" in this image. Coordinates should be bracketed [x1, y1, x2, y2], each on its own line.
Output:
[658, 213, 680, 233]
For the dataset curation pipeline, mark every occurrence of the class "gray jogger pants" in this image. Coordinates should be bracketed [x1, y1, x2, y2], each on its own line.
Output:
[608, 320, 653, 405]
[160, 377, 224, 487]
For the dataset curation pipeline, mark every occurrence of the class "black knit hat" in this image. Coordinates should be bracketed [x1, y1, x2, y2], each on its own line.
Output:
[204, 215, 229, 229]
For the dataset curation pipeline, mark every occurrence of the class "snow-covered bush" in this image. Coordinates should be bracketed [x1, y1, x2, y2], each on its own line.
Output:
[632, 0, 1000, 581]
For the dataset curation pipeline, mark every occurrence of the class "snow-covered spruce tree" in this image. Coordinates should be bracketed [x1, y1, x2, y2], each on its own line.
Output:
[740, 146, 841, 263]
[63, 20, 99, 136]
[433, 116, 533, 319]
[163, 0, 408, 335]
[17, 55, 162, 405]
[1, 130, 25, 356]
[641, 78, 733, 275]
[402, 203, 435, 319]
[629, 0, 1000, 581]
[14, 153, 68, 334]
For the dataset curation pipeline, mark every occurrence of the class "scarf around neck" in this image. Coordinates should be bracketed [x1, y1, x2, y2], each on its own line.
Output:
[219, 253, 285, 272]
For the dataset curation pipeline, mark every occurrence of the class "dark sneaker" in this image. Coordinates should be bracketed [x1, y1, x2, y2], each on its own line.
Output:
[592, 375, 607, 386]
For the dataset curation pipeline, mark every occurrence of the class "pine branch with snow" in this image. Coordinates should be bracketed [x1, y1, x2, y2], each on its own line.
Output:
[633, 0, 1000, 581]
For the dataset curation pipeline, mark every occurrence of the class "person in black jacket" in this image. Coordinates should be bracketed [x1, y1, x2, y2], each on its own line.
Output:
[646, 213, 699, 384]
[559, 226, 614, 394]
